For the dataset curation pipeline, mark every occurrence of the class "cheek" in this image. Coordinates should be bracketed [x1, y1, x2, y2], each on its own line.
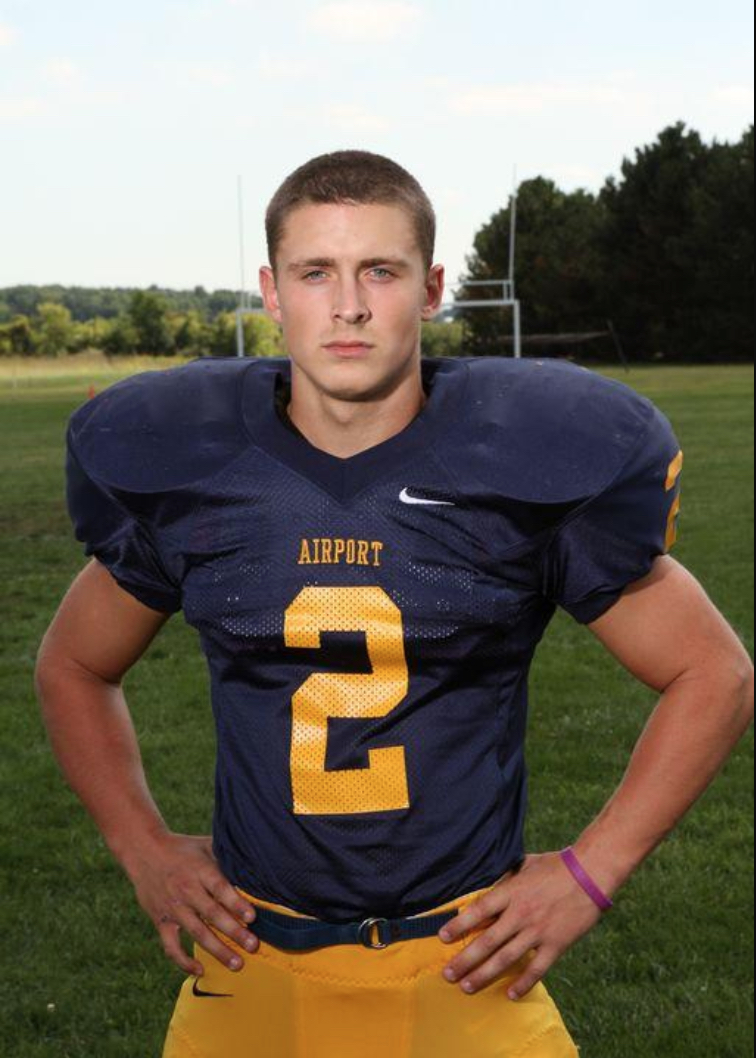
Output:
[373, 287, 424, 329]
[279, 293, 324, 340]
[383, 304, 424, 352]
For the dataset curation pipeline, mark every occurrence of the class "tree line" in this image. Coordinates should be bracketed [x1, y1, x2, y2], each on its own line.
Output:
[0, 285, 247, 323]
[1, 123, 752, 362]
[461, 123, 753, 361]
[0, 291, 280, 360]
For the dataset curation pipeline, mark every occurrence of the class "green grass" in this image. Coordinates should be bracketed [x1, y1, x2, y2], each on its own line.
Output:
[0, 363, 752, 1058]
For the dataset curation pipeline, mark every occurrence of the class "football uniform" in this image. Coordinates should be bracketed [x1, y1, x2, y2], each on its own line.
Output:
[66, 356, 683, 1058]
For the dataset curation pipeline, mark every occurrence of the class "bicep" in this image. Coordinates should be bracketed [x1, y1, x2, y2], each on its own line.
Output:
[38, 559, 171, 684]
[588, 555, 750, 693]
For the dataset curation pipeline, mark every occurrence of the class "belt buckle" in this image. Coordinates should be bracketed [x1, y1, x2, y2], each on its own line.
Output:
[358, 917, 390, 950]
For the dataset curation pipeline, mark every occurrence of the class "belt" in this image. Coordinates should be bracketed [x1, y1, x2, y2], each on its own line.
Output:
[249, 906, 458, 952]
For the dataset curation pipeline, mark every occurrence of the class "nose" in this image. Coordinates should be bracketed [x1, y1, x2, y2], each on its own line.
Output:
[332, 278, 372, 325]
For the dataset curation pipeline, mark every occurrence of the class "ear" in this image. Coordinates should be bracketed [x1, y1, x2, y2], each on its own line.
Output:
[421, 264, 445, 321]
[259, 266, 283, 325]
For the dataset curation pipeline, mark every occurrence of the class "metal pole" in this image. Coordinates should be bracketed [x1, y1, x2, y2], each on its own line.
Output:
[509, 170, 519, 358]
[236, 176, 247, 358]
[607, 319, 630, 373]
[513, 300, 522, 359]
[509, 169, 518, 289]
[236, 310, 245, 360]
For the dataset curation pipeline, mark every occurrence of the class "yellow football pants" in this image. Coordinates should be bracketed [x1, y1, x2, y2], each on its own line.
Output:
[162, 885, 579, 1058]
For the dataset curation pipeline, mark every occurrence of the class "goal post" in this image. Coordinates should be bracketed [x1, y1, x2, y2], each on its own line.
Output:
[431, 181, 522, 357]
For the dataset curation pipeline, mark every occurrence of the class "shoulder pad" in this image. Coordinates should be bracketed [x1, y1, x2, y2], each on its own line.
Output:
[460, 357, 659, 503]
[68, 357, 259, 493]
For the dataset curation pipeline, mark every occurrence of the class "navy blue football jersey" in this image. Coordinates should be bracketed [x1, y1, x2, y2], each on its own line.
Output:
[66, 357, 683, 922]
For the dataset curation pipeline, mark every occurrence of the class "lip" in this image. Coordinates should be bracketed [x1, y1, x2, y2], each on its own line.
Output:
[325, 342, 374, 358]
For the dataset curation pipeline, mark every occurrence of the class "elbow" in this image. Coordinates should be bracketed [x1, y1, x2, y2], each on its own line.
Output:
[34, 629, 89, 713]
[34, 632, 54, 707]
[738, 658, 755, 732]
[721, 648, 754, 738]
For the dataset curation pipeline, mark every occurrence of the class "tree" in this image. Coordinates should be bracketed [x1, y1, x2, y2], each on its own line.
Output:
[597, 122, 753, 361]
[0, 315, 36, 356]
[245, 314, 285, 358]
[128, 290, 174, 356]
[171, 311, 210, 358]
[422, 321, 464, 358]
[208, 313, 284, 359]
[460, 178, 606, 356]
[73, 317, 111, 353]
[102, 315, 139, 356]
[36, 302, 75, 357]
[681, 126, 754, 360]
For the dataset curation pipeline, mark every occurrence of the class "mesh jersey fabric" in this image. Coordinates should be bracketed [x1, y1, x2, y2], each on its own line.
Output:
[66, 356, 683, 921]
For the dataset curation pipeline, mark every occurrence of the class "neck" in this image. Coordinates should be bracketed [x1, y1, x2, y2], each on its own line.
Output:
[287, 359, 427, 459]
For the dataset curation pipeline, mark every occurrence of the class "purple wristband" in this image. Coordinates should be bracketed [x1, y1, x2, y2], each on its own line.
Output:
[560, 847, 614, 912]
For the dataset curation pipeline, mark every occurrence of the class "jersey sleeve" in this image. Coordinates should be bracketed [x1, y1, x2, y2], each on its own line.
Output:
[540, 405, 683, 624]
[66, 429, 183, 614]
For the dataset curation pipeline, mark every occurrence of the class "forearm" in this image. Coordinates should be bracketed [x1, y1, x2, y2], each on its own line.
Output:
[36, 656, 170, 876]
[573, 657, 754, 896]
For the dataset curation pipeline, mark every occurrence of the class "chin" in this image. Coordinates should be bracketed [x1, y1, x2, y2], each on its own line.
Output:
[317, 360, 399, 403]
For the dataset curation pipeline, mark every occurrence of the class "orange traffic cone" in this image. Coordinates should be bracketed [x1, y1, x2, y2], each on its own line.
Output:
[88, 384, 96, 400]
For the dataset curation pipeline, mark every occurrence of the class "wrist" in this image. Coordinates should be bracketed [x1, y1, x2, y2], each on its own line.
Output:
[560, 847, 614, 911]
[570, 831, 640, 899]
[109, 820, 173, 881]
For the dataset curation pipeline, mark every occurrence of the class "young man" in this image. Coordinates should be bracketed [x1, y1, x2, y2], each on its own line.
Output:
[37, 151, 753, 1058]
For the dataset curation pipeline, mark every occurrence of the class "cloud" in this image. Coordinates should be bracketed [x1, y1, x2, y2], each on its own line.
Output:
[306, 1, 425, 44]
[44, 59, 83, 86]
[255, 53, 315, 81]
[0, 97, 45, 122]
[712, 85, 754, 108]
[0, 22, 18, 47]
[449, 81, 641, 117]
[549, 163, 605, 189]
[322, 102, 391, 133]
[183, 62, 234, 87]
[154, 60, 234, 87]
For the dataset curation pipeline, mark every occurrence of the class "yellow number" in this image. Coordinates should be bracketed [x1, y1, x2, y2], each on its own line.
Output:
[665, 450, 684, 551]
[284, 586, 410, 816]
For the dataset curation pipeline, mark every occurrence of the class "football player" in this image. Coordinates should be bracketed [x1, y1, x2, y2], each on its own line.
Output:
[36, 151, 753, 1058]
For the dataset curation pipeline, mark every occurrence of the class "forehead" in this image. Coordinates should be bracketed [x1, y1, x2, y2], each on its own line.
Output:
[278, 201, 421, 266]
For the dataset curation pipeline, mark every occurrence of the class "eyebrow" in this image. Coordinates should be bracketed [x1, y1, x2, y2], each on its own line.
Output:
[286, 256, 412, 274]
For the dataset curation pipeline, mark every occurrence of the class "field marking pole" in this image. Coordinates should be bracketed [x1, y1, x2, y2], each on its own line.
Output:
[236, 175, 247, 359]
[513, 299, 522, 359]
[509, 168, 518, 290]
[510, 169, 522, 359]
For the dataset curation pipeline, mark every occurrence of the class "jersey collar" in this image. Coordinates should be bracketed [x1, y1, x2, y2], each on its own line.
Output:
[242, 357, 468, 505]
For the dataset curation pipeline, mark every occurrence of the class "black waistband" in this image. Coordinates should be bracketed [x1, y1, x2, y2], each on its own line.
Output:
[248, 905, 457, 952]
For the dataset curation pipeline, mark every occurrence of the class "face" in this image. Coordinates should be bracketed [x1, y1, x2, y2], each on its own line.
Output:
[259, 202, 445, 402]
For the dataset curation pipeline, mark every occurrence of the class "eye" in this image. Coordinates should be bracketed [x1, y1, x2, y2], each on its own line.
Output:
[370, 268, 394, 280]
[303, 271, 327, 281]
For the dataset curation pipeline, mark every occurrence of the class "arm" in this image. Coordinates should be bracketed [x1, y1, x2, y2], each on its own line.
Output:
[35, 560, 259, 977]
[573, 555, 753, 894]
[438, 556, 753, 998]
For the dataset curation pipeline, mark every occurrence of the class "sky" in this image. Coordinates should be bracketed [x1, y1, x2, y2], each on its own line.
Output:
[0, 0, 753, 296]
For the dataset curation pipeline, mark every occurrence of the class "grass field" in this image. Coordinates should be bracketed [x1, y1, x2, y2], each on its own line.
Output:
[0, 359, 753, 1058]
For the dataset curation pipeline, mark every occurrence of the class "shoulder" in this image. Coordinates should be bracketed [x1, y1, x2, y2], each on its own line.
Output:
[454, 357, 673, 503]
[68, 357, 268, 493]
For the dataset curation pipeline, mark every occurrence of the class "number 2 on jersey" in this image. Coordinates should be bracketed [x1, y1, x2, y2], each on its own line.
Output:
[284, 586, 411, 816]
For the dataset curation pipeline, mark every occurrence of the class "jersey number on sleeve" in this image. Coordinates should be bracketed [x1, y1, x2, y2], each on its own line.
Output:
[284, 586, 411, 816]
[665, 450, 684, 551]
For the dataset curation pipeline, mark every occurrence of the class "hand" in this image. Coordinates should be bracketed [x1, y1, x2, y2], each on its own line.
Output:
[438, 852, 604, 999]
[124, 832, 259, 977]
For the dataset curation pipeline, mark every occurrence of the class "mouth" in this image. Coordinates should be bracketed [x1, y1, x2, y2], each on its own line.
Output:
[325, 342, 374, 359]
